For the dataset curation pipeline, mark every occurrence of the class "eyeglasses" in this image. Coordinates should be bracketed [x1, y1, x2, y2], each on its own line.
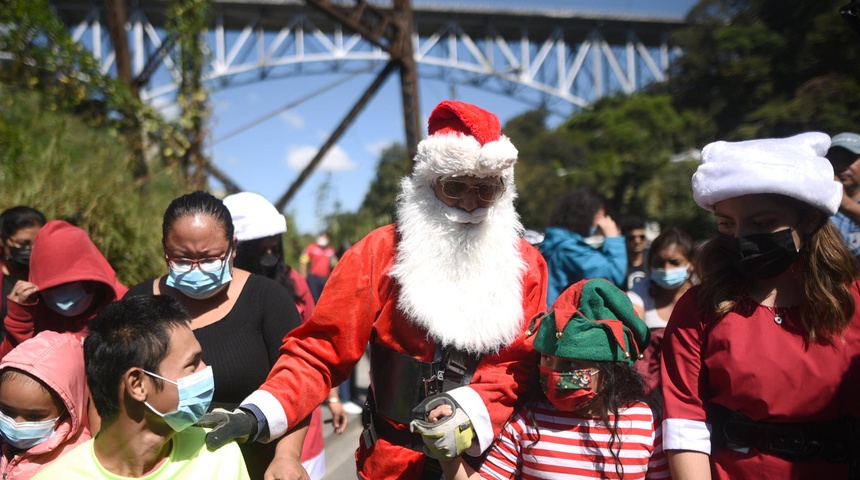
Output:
[438, 178, 505, 202]
[165, 247, 232, 273]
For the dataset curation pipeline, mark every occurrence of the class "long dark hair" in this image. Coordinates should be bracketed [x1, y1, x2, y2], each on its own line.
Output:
[521, 359, 647, 479]
[696, 196, 860, 342]
[233, 236, 299, 302]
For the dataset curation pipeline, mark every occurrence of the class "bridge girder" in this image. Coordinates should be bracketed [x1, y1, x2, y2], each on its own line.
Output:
[55, 1, 684, 112]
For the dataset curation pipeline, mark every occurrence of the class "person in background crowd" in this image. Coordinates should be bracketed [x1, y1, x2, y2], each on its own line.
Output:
[0, 331, 91, 479]
[0, 207, 46, 338]
[124, 191, 303, 480]
[198, 100, 548, 479]
[34, 295, 249, 479]
[223, 191, 348, 480]
[539, 187, 627, 304]
[298, 232, 336, 303]
[620, 215, 649, 291]
[626, 227, 695, 400]
[0, 220, 126, 359]
[662, 132, 860, 479]
[413, 279, 668, 479]
[825, 131, 860, 258]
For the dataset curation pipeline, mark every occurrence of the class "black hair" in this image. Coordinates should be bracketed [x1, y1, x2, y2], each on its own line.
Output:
[618, 215, 646, 236]
[234, 236, 300, 302]
[84, 295, 191, 422]
[0, 206, 46, 240]
[549, 187, 605, 236]
[521, 359, 646, 479]
[647, 227, 694, 268]
[0, 368, 65, 418]
[162, 191, 234, 243]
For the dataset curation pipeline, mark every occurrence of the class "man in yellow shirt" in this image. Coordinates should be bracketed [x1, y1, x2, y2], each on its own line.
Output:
[35, 295, 249, 479]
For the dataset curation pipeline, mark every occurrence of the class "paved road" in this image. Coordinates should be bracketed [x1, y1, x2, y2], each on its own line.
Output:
[320, 352, 369, 480]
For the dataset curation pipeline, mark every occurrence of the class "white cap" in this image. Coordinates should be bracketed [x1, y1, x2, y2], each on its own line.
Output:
[692, 132, 842, 216]
[222, 192, 287, 241]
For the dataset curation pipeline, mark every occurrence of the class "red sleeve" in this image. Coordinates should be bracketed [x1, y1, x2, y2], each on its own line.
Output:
[661, 287, 708, 422]
[0, 299, 39, 359]
[260, 229, 386, 428]
[288, 269, 315, 323]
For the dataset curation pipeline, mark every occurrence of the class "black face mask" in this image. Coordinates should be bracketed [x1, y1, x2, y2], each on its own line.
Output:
[259, 252, 281, 269]
[7, 247, 31, 267]
[717, 229, 799, 279]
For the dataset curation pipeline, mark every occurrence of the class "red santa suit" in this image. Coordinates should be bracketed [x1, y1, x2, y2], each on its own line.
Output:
[242, 100, 548, 479]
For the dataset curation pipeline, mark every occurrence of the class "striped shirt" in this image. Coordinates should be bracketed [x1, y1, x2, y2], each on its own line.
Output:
[481, 401, 669, 479]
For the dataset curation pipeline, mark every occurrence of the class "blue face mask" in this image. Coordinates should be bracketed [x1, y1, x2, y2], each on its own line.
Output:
[143, 366, 215, 432]
[650, 265, 690, 290]
[41, 282, 95, 317]
[0, 410, 60, 450]
[166, 264, 232, 300]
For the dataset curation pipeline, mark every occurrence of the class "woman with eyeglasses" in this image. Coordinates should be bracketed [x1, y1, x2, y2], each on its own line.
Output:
[124, 190, 303, 480]
[539, 187, 627, 305]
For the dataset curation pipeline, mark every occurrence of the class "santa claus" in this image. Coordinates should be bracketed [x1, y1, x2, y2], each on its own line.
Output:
[200, 100, 548, 479]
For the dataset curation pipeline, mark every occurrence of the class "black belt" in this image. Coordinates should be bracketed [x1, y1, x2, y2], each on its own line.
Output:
[708, 404, 857, 463]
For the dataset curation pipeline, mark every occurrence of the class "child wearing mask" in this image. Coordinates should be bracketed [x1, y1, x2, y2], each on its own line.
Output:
[0, 220, 127, 359]
[0, 331, 91, 479]
[411, 279, 669, 479]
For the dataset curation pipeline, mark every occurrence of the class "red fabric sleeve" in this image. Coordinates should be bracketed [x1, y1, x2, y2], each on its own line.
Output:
[260, 228, 387, 429]
[660, 287, 708, 422]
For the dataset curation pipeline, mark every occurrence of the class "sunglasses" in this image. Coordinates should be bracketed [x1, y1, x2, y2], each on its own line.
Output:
[438, 178, 505, 202]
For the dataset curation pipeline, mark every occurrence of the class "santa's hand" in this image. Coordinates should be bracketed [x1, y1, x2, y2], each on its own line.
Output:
[197, 408, 258, 450]
[409, 394, 476, 460]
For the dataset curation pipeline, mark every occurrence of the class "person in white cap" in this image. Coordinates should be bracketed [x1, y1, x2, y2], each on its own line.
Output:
[223, 191, 350, 480]
[198, 100, 548, 479]
[661, 132, 860, 479]
[826, 131, 860, 257]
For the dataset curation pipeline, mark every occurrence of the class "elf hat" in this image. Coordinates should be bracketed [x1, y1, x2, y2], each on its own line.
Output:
[413, 100, 519, 184]
[526, 279, 650, 365]
[692, 132, 842, 216]
[223, 192, 287, 242]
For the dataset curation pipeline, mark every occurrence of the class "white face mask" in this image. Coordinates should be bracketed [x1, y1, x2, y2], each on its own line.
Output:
[316, 236, 329, 247]
[41, 282, 95, 317]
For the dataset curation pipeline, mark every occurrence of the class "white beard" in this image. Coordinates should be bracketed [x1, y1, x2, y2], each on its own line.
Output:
[389, 177, 527, 354]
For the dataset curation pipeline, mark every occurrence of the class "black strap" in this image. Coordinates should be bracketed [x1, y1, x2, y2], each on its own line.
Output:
[440, 347, 482, 393]
[709, 404, 855, 463]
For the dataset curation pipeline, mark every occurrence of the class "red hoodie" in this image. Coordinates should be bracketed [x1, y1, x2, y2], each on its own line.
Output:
[0, 221, 127, 359]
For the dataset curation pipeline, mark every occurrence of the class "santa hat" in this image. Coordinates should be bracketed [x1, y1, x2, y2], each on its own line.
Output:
[692, 132, 842, 216]
[222, 192, 287, 242]
[412, 100, 519, 183]
[526, 279, 649, 365]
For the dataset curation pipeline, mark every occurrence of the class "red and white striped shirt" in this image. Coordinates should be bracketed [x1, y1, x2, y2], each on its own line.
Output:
[480, 401, 669, 479]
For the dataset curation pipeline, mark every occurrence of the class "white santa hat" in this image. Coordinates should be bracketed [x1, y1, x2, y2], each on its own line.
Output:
[222, 192, 287, 241]
[412, 100, 519, 183]
[692, 132, 843, 216]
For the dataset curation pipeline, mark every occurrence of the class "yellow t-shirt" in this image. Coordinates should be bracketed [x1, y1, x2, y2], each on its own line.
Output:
[33, 427, 249, 480]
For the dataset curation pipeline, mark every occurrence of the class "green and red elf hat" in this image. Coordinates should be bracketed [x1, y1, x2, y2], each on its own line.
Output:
[526, 279, 650, 365]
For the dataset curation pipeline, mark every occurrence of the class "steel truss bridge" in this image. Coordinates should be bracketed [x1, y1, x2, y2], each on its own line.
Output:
[50, 0, 685, 206]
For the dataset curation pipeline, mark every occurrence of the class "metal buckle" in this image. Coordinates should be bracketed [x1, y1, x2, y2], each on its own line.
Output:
[423, 372, 441, 397]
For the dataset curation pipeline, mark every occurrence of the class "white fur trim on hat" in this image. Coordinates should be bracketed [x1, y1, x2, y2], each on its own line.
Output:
[413, 132, 518, 182]
[223, 192, 287, 242]
[692, 132, 843, 216]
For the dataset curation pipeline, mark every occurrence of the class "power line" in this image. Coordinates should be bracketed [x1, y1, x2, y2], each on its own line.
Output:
[212, 66, 376, 145]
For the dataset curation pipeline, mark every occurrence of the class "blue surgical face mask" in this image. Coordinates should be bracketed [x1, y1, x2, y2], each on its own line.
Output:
[143, 366, 215, 432]
[650, 265, 690, 290]
[0, 410, 60, 450]
[41, 282, 95, 317]
[166, 264, 232, 300]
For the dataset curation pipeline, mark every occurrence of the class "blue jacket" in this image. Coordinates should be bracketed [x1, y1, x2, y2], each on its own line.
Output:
[538, 226, 627, 305]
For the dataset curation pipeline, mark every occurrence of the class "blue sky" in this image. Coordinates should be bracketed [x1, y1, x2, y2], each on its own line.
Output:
[205, 0, 699, 234]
